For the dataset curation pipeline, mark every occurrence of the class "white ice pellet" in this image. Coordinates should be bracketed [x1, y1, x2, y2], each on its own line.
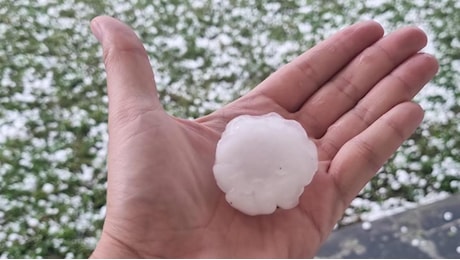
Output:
[213, 113, 318, 216]
[443, 211, 453, 221]
[42, 183, 54, 194]
[361, 221, 372, 230]
[400, 225, 408, 233]
[26, 218, 39, 228]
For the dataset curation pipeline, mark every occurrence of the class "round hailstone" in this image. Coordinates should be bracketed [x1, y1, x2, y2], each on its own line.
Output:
[213, 112, 318, 216]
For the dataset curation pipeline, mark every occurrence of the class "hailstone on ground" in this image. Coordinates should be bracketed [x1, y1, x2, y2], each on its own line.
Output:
[213, 112, 318, 216]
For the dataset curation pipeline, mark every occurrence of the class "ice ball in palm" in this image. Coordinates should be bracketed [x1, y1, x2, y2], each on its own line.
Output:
[213, 112, 318, 216]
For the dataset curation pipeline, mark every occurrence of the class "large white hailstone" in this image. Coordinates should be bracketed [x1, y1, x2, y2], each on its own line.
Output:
[213, 112, 318, 216]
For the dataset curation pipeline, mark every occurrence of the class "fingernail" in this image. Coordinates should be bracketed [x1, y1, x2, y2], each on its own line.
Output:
[91, 19, 104, 43]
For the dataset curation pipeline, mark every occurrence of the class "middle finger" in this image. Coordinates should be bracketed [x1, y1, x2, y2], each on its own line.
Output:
[295, 26, 428, 138]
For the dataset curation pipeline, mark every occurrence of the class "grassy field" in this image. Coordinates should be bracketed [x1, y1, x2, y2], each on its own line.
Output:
[0, 0, 459, 257]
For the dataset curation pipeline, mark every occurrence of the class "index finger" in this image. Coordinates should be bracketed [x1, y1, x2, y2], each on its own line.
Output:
[253, 21, 384, 112]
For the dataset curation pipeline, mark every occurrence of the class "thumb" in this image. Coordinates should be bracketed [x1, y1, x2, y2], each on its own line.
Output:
[90, 16, 163, 125]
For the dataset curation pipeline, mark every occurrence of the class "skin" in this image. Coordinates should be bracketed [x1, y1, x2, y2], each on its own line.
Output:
[89, 16, 438, 258]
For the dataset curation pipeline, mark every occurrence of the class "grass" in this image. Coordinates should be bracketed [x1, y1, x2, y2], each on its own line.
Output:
[0, 0, 459, 257]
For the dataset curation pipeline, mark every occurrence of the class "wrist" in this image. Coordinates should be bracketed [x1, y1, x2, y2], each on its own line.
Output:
[90, 232, 142, 258]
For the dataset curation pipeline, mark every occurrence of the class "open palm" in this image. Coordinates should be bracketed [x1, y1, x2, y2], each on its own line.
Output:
[89, 16, 438, 258]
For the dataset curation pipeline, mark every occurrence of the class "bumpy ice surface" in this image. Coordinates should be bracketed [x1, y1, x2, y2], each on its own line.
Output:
[213, 112, 318, 216]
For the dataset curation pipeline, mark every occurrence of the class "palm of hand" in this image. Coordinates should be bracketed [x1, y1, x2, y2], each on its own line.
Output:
[105, 101, 340, 258]
[90, 16, 438, 258]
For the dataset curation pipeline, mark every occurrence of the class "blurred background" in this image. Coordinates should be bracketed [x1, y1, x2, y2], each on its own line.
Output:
[0, 0, 459, 258]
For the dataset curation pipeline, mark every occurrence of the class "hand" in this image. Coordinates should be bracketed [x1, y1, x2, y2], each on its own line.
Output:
[89, 16, 438, 258]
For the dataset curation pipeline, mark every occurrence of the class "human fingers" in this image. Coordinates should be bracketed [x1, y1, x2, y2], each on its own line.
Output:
[329, 102, 424, 205]
[297, 27, 427, 138]
[318, 53, 438, 160]
[90, 16, 163, 129]
[252, 21, 384, 112]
